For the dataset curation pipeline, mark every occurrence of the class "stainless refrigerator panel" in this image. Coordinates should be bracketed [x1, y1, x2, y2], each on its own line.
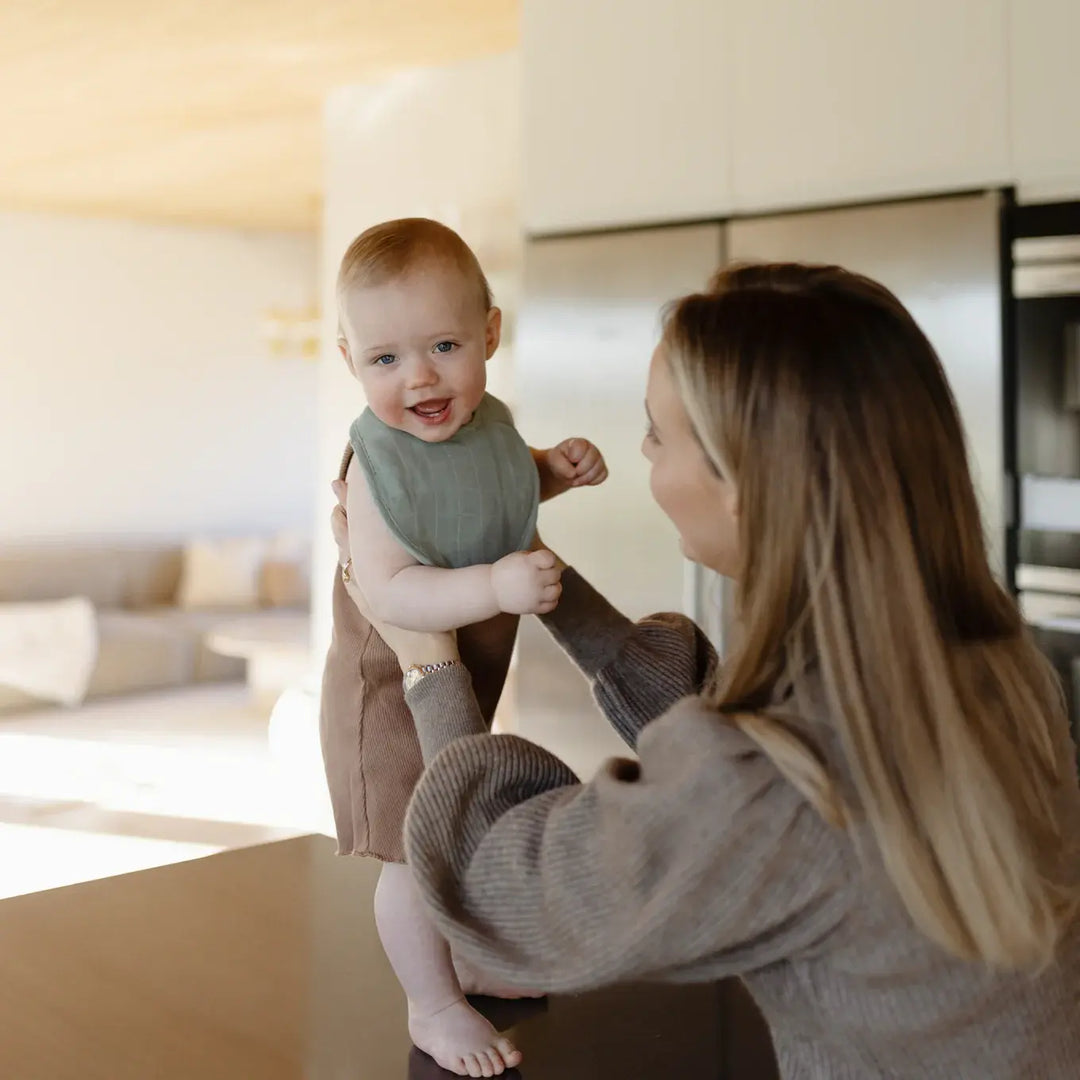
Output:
[726, 192, 1005, 576]
[514, 224, 724, 775]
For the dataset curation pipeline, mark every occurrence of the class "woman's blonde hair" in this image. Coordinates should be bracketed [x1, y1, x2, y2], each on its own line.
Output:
[663, 262, 1078, 970]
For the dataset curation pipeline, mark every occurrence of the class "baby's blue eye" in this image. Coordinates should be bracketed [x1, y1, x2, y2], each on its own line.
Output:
[373, 354, 395, 366]
[433, 341, 455, 354]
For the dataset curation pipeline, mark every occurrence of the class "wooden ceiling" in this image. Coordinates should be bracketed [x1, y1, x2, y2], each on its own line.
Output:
[0, 1, 517, 231]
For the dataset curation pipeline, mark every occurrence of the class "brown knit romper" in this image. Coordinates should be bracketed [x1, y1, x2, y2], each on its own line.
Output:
[319, 444, 518, 863]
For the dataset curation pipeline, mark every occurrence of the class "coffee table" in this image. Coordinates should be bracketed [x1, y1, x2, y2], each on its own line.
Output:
[207, 614, 311, 707]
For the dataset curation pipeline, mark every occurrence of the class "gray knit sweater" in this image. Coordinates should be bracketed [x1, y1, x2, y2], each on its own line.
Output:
[403, 569, 1080, 1079]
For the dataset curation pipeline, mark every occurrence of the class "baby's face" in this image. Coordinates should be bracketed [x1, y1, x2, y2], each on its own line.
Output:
[340, 260, 498, 443]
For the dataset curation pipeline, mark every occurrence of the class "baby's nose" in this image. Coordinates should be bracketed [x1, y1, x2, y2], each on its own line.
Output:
[406, 358, 438, 387]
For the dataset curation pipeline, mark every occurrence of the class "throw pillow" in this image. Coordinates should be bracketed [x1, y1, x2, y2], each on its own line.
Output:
[177, 537, 266, 610]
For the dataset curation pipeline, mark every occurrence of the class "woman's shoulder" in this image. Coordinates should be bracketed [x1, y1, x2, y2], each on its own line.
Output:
[642, 695, 759, 756]
[637, 695, 854, 860]
[635, 695, 815, 808]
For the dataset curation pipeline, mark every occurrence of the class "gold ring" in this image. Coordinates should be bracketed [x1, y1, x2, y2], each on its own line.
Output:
[341, 558, 352, 584]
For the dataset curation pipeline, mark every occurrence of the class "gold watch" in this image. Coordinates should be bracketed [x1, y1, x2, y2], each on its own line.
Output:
[402, 660, 461, 692]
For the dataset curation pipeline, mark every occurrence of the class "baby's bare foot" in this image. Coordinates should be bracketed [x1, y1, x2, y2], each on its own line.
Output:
[408, 997, 523, 1078]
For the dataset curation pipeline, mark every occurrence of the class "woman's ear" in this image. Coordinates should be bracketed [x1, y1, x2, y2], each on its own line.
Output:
[485, 307, 503, 360]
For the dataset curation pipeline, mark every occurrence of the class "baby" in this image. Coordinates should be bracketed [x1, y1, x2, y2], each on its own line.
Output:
[320, 218, 607, 1077]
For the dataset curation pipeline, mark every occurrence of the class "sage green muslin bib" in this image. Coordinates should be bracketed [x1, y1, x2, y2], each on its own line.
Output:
[349, 394, 540, 570]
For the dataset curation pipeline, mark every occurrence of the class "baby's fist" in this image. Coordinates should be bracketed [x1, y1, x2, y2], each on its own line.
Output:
[547, 438, 609, 488]
[491, 549, 563, 615]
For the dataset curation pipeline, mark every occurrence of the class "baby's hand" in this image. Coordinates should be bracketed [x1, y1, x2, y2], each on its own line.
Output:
[545, 438, 609, 488]
[491, 550, 562, 615]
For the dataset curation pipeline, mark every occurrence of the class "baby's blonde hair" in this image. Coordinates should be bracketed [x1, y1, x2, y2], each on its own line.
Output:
[336, 217, 493, 317]
[664, 262, 1079, 972]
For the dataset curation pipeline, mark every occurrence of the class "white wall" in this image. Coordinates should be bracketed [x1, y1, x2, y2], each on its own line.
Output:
[315, 53, 521, 652]
[0, 211, 318, 541]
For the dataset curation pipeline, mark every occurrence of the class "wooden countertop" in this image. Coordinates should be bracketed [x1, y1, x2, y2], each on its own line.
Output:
[0, 834, 777, 1079]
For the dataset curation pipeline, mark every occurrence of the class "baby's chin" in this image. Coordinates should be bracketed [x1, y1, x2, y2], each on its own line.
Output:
[409, 419, 465, 443]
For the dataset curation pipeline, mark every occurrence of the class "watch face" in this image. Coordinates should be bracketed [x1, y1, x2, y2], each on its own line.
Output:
[403, 667, 423, 691]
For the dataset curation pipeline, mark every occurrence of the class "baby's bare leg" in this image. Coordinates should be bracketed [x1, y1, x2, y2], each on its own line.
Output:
[375, 862, 522, 1078]
[452, 950, 546, 1000]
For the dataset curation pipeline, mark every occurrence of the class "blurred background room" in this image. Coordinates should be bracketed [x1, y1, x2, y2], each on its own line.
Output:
[0, 2, 1077, 1073]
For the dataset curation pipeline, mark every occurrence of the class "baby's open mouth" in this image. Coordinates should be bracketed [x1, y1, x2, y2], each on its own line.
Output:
[410, 399, 452, 424]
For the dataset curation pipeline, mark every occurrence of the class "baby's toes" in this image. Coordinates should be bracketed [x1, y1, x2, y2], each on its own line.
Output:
[496, 1038, 522, 1068]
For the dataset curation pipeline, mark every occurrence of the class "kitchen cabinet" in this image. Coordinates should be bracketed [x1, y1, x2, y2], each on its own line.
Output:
[1010, 0, 1080, 202]
[727, 0, 1011, 211]
[523, 0, 731, 232]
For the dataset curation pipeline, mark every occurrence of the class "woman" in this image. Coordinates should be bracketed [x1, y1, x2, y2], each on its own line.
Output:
[332, 263, 1080, 1079]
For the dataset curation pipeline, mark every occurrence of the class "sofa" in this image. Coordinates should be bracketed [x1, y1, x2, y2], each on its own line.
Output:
[0, 540, 310, 713]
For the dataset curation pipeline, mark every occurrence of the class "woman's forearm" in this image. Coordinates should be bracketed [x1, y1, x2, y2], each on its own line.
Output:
[537, 567, 636, 677]
[536, 567, 718, 749]
[405, 663, 488, 763]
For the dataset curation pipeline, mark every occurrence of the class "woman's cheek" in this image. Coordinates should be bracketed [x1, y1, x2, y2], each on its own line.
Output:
[646, 461, 662, 508]
[648, 464, 678, 527]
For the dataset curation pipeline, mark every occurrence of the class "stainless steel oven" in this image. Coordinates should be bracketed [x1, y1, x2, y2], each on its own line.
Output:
[1010, 200, 1080, 745]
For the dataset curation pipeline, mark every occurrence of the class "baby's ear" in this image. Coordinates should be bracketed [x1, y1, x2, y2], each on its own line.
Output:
[338, 337, 355, 375]
[485, 307, 503, 360]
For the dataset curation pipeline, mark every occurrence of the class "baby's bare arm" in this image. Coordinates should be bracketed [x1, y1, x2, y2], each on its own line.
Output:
[346, 457, 501, 631]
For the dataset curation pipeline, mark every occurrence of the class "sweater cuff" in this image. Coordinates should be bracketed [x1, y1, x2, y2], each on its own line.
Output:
[405, 663, 486, 764]
[538, 567, 634, 678]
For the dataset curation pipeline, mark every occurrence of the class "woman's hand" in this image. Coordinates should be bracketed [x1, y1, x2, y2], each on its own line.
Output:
[330, 480, 459, 672]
